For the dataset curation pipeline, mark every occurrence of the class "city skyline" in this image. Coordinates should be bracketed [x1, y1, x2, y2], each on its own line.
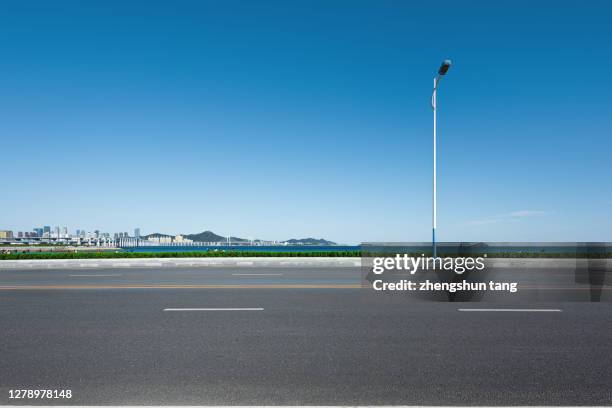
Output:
[0, 225, 334, 243]
[2, 1, 612, 244]
[0, 225, 140, 239]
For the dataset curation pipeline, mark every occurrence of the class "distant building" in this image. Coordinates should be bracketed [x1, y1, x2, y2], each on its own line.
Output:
[34, 228, 43, 237]
[0, 230, 14, 239]
[61, 226, 68, 238]
[134, 228, 141, 239]
[53, 226, 60, 238]
[43, 226, 51, 234]
[147, 236, 173, 244]
[174, 235, 193, 243]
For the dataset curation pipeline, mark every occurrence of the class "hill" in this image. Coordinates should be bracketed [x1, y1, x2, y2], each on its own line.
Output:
[283, 238, 337, 246]
[184, 230, 227, 242]
[146, 230, 336, 246]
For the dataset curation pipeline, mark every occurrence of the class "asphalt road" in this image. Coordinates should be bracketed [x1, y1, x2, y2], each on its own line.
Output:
[0, 266, 360, 288]
[1, 265, 611, 405]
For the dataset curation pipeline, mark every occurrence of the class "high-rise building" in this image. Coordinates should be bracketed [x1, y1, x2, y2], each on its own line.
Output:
[0, 230, 14, 239]
[53, 226, 60, 238]
[33, 228, 43, 237]
[43, 226, 51, 234]
[134, 228, 141, 239]
[61, 226, 68, 237]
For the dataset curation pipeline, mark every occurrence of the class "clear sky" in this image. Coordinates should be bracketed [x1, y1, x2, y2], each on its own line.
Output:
[1, 0, 611, 244]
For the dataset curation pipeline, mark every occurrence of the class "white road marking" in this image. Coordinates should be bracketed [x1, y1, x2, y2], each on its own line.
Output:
[458, 308, 562, 312]
[163, 308, 264, 312]
[69, 274, 123, 277]
[231, 273, 283, 276]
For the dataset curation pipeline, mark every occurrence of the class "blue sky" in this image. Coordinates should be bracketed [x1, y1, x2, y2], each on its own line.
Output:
[1, 0, 611, 244]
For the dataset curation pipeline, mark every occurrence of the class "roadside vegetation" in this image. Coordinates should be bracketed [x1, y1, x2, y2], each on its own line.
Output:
[0, 250, 362, 260]
[1, 250, 610, 260]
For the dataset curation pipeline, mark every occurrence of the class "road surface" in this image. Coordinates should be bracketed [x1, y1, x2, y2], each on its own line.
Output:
[1, 262, 611, 405]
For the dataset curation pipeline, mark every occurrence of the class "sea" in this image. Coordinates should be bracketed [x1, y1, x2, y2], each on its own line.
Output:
[125, 245, 359, 253]
[123, 243, 609, 254]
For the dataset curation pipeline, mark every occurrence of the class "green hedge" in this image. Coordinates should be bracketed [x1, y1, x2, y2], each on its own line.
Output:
[0, 250, 362, 260]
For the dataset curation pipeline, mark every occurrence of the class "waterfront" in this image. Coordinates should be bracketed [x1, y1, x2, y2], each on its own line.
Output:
[125, 245, 360, 253]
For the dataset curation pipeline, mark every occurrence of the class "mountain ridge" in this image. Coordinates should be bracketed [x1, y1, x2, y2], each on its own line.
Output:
[144, 230, 336, 245]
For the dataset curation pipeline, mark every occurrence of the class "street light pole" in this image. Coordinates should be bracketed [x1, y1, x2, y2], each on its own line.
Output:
[432, 77, 437, 258]
[431, 59, 451, 258]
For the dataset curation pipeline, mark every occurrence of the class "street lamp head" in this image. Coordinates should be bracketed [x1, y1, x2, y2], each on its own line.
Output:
[438, 59, 452, 76]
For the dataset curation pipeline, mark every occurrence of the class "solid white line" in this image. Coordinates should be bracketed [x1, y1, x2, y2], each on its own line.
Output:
[458, 308, 562, 312]
[163, 308, 264, 312]
[231, 273, 283, 276]
[69, 274, 123, 277]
